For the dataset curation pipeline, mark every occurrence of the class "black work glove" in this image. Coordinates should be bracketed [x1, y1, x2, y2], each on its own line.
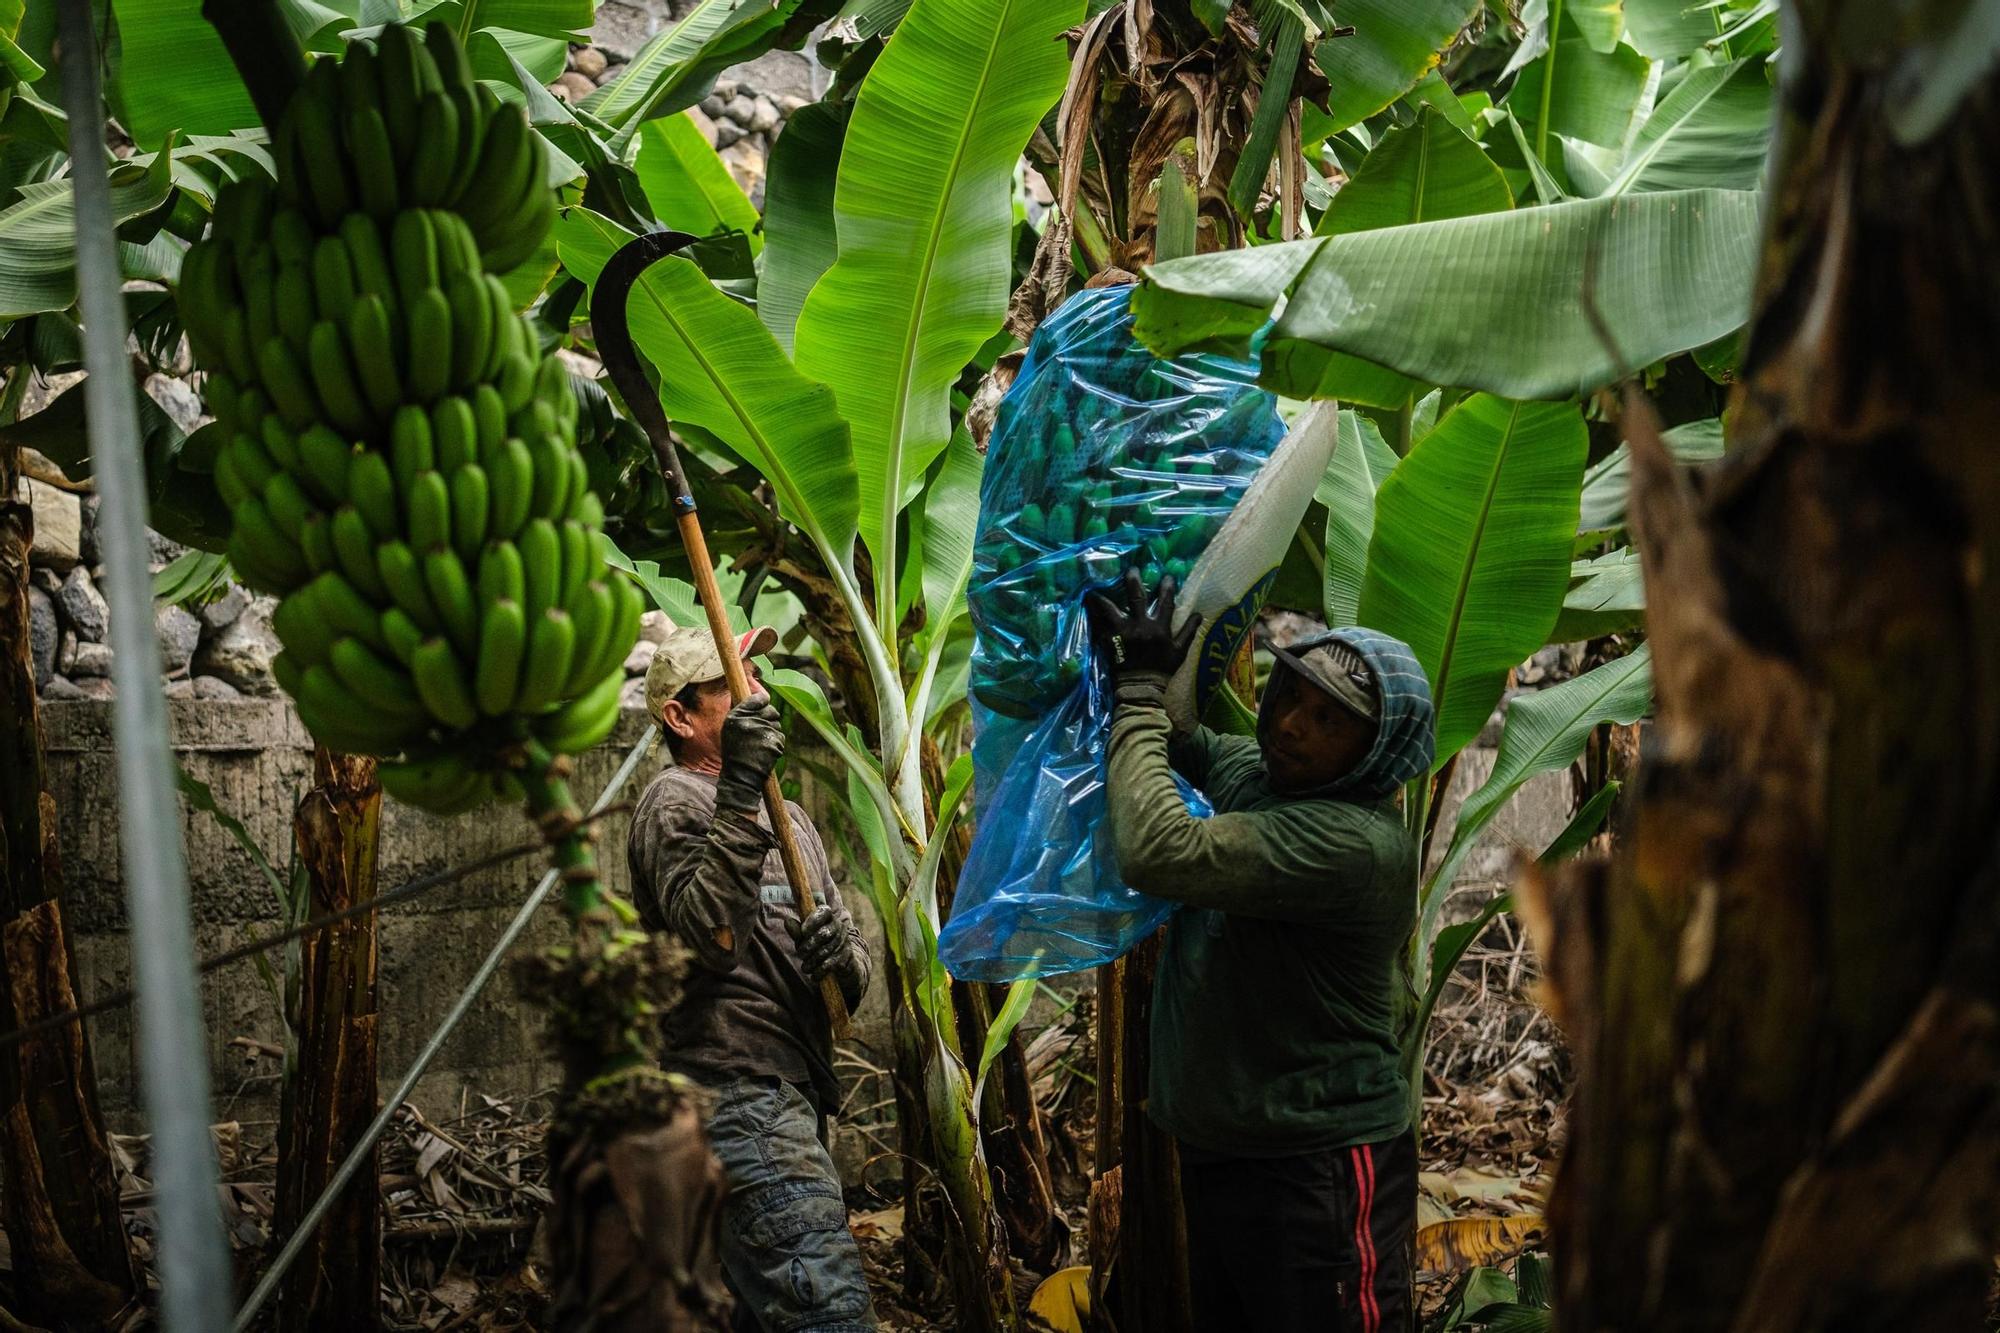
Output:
[790, 905, 864, 1004]
[714, 696, 784, 815]
[1087, 568, 1203, 685]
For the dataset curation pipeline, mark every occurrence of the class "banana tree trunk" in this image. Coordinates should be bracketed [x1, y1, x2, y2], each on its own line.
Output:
[1532, 11, 2000, 1327]
[0, 442, 136, 1326]
[275, 745, 382, 1332]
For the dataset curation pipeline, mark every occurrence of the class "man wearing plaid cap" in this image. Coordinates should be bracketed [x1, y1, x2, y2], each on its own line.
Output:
[627, 621, 875, 1332]
[1090, 570, 1436, 1333]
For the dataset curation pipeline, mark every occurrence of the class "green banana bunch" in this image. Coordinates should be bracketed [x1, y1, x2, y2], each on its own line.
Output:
[178, 21, 641, 816]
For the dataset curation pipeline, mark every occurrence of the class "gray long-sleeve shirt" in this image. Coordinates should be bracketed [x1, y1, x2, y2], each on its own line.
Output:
[628, 765, 869, 1111]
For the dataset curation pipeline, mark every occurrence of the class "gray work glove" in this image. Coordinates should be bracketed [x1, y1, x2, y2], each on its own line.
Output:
[714, 697, 784, 815]
[791, 905, 863, 1004]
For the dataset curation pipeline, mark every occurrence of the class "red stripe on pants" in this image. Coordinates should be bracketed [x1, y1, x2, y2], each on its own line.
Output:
[1351, 1145, 1379, 1332]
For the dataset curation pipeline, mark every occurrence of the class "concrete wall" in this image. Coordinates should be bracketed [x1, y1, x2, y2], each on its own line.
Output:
[44, 698, 894, 1135]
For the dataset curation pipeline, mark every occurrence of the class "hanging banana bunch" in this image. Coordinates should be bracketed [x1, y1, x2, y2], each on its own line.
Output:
[177, 23, 643, 815]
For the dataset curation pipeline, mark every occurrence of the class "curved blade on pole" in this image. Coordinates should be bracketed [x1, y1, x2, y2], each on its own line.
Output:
[590, 233, 853, 1038]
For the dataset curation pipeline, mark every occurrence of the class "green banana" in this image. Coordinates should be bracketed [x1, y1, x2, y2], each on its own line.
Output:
[299, 663, 412, 755]
[473, 598, 526, 716]
[476, 178, 554, 274]
[377, 540, 441, 632]
[379, 750, 483, 811]
[330, 505, 390, 602]
[569, 488, 606, 530]
[478, 539, 525, 609]
[299, 512, 337, 572]
[348, 295, 404, 420]
[312, 235, 359, 326]
[535, 667, 624, 755]
[330, 636, 428, 720]
[312, 569, 391, 653]
[445, 269, 493, 387]
[562, 580, 614, 697]
[590, 574, 644, 686]
[244, 264, 279, 352]
[487, 438, 534, 537]
[269, 210, 314, 269]
[259, 413, 302, 474]
[407, 288, 454, 402]
[423, 545, 480, 657]
[202, 372, 241, 437]
[431, 395, 477, 473]
[449, 464, 490, 559]
[337, 38, 380, 129]
[348, 450, 400, 540]
[295, 425, 352, 503]
[231, 495, 307, 592]
[470, 384, 508, 455]
[307, 320, 373, 436]
[411, 637, 480, 730]
[406, 469, 452, 552]
[212, 174, 273, 243]
[281, 262, 324, 354]
[213, 445, 250, 511]
[256, 336, 321, 430]
[391, 209, 440, 299]
[496, 349, 536, 414]
[380, 607, 425, 665]
[262, 471, 314, 542]
[375, 23, 428, 162]
[273, 587, 336, 666]
[225, 433, 280, 501]
[480, 276, 515, 381]
[556, 519, 592, 608]
[272, 649, 306, 702]
[347, 102, 401, 220]
[455, 101, 530, 240]
[515, 607, 576, 713]
[424, 21, 476, 95]
[408, 92, 462, 209]
[389, 405, 434, 495]
[517, 517, 560, 623]
[218, 308, 259, 385]
[289, 80, 354, 227]
[339, 213, 400, 319]
[524, 433, 572, 521]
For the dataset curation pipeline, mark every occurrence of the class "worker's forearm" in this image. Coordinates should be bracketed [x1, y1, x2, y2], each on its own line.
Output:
[1107, 684, 1253, 901]
[663, 810, 772, 970]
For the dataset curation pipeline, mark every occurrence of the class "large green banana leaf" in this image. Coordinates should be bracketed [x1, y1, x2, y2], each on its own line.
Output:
[1504, 21, 1652, 162]
[792, 0, 1079, 626]
[1578, 415, 1723, 538]
[0, 139, 175, 318]
[454, 0, 595, 40]
[758, 100, 848, 355]
[1311, 0, 1480, 134]
[1601, 57, 1772, 194]
[1305, 105, 1514, 406]
[1425, 644, 1651, 904]
[1357, 395, 1586, 763]
[555, 209, 861, 567]
[1551, 547, 1645, 640]
[1624, 0, 1730, 57]
[1136, 188, 1762, 402]
[108, 0, 347, 144]
[634, 113, 761, 252]
[1318, 411, 1399, 626]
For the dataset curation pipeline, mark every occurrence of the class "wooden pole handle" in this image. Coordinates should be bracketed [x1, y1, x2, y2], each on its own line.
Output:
[678, 513, 852, 1038]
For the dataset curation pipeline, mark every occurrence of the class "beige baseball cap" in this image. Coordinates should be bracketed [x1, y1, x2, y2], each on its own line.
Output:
[643, 620, 778, 718]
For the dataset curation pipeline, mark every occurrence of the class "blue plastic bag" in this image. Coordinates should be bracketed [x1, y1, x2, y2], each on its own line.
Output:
[939, 287, 1286, 981]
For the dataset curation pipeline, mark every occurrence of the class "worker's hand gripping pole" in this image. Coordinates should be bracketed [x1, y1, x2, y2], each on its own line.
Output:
[592, 232, 852, 1038]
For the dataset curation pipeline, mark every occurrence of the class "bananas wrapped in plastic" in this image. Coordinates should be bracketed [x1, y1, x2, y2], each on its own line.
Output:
[177, 22, 640, 814]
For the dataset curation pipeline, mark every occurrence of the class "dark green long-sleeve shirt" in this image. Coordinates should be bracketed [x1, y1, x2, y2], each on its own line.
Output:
[1107, 678, 1417, 1156]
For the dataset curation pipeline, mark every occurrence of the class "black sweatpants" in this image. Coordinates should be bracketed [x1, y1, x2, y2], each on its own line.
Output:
[1178, 1133, 1416, 1333]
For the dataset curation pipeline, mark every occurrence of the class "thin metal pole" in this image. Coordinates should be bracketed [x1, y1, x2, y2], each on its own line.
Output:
[231, 727, 659, 1332]
[56, 4, 234, 1328]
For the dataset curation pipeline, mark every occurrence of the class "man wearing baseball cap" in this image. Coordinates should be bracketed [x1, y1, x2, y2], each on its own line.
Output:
[1089, 570, 1436, 1333]
[627, 620, 875, 1332]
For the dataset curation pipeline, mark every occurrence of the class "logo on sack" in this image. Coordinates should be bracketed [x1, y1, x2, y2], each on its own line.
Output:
[1191, 568, 1278, 710]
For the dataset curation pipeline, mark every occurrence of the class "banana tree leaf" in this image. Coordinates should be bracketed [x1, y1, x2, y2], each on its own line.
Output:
[0, 137, 176, 318]
[1538, 777, 1621, 863]
[458, 0, 594, 40]
[556, 208, 862, 567]
[1602, 56, 1771, 194]
[1358, 396, 1586, 764]
[1319, 410, 1399, 626]
[1418, 891, 1511, 1032]
[110, 0, 349, 145]
[1568, 0, 1626, 52]
[1139, 188, 1761, 402]
[793, 0, 1079, 615]
[759, 100, 848, 354]
[1427, 644, 1651, 900]
[1550, 547, 1644, 641]
[1311, 0, 1480, 134]
[1624, 0, 1726, 56]
[766, 666, 907, 852]
[470, 24, 568, 84]
[1505, 29, 1651, 164]
[1319, 103, 1514, 236]
[1576, 415, 1722, 536]
[634, 113, 761, 252]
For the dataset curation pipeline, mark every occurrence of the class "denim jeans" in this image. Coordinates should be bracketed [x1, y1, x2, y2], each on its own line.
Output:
[705, 1076, 877, 1333]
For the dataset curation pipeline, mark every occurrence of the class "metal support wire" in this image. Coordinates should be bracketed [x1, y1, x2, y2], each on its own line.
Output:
[231, 727, 660, 1332]
[57, 5, 234, 1328]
